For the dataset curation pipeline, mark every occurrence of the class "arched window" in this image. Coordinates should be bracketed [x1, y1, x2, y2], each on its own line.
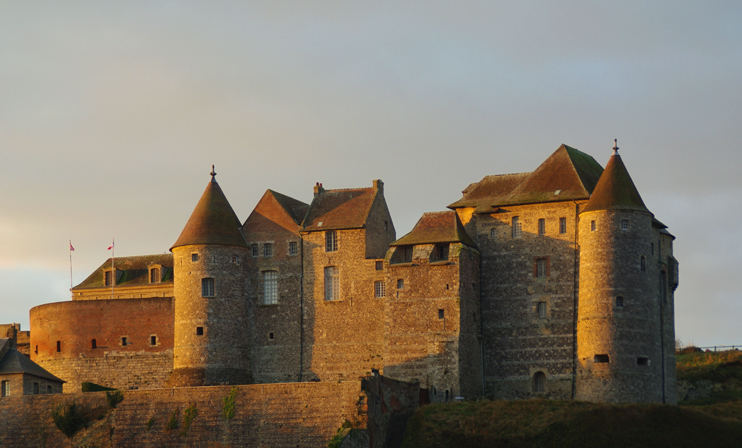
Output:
[263, 270, 278, 305]
[533, 371, 546, 392]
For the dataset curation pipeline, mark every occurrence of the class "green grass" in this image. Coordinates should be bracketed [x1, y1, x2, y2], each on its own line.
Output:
[677, 349, 742, 406]
[401, 399, 742, 448]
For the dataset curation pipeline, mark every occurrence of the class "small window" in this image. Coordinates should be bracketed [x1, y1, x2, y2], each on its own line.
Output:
[47, 385, 52, 394]
[375, 261, 383, 271]
[56, 341, 61, 353]
[384, 221, 388, 231]
[538, 218, 545, 236]
[590, 220, 596, 232]
[537, 301, 546, 318]
[150, 268, 160, 284]
[91, 339, 97, 349]
[533, 372, 546, 392]
[33, 382, 39, 395]
[490, 228, 497, 239]
[251, 244, 259, 257]
[324, 266, 340, 301]
[263, 270, 278, 305]
[150, 336, 157, 346]
[264, 243, 273, 257]
[537, 259, 547, 278]
[1, 380, 9, 397]
[289, 241, 298, 256]
[616, 296, 624, 308]
[231, 255, 239, 264]
[640, 256, 646, 272]
[269, 332, 274, 340]
[192, 253, 199, 262]
[438, 309, 445, 319]
[397, 279, 404, 289]
[202, 278, 215, 297]
[512, 216, 521, 238]
[651, 242, 654, 255]
[400, 246, 413, 262]
[196, 326, 204, 336]
[121, 337, 128, 346]
[374, 280, 385, 298]
[559, 217, 567, 234]
[35, 345, 38, 354]
[621, 219, 629, 231]
[432, 244, 449, 261]
[637, 357, 650, 366]
[594, 354, 610, 363]
[325, 230, 338, 252]
[104, 270, 113, 286]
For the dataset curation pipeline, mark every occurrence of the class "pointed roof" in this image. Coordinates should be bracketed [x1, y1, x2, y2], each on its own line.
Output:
[581, 148, 650, 214]
[268, 190, 310, 225]
[73, 254, 174, 290]
[302, 181, 382, 232]
[242, 190, 309, 236]
[171, 174, 247, 250]
[448, 172, 531, 212]
[495, 144, 603, 206]
[0, 347, 65, 383]
[391, 211, 476, 248]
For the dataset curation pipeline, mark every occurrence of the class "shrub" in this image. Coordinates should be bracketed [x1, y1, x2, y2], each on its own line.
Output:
[182, 403, 198, 435]
[165, 408, 179, 432]
[51, 402, 89, 438]
[106, 390, 124, 408]
[146, 417, 155, 431]
[222, 387, 238, 420]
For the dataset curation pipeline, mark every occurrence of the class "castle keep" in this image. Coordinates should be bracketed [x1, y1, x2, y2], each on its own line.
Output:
[17, 143, 679, 404]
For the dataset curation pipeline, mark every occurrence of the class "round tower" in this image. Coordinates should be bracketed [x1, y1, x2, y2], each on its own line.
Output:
[167, 167, 252, 387]
[576, 141, 665, 403]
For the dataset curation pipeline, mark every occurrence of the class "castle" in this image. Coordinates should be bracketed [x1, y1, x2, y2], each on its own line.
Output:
[16, 143, 679, 404]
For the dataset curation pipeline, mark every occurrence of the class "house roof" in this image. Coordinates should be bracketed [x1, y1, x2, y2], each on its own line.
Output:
[73, 254, 174, 290]
[0, 347, 65, 383]
[242, 190, 308, 237]
[302, 184, 380, 232]
[581, 151, 650, 214]
[449, 145, 604, 211]
[171, 177, 247, 249]
[391, 211, 476, 248]
[268, 190, 309, 225]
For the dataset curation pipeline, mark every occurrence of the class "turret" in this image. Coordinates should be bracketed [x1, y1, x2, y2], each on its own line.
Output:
[576, 141, 672, 403]
[167, 167, 252, 387]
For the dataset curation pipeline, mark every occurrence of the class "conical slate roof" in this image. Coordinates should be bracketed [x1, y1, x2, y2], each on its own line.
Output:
[581, 149, 650, 214]
[171, 175, 247, 250]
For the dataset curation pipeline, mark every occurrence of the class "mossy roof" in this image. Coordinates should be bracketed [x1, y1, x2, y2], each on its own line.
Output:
[302, 187, 378, 231]
[73, 253, 174, 290]
[171, 179, 247, 249]
[391, 211, 476, 248]
[449, 145, 604, 211]
[581, 152, 650, 214]
[0, 347, 65, 383]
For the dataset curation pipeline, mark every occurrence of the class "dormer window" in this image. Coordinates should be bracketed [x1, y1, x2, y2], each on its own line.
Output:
[149, 266, 161, 284]
[392, 245, 413, 264]
[431, 243, 449, 262]
[103, 269, 120, 286]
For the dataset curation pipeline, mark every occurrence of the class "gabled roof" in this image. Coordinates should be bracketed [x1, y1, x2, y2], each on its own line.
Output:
[495, 145, 603, 206]
[73, 254, 174, 290]
[302, 184, 380, 232]
[581, 151, 650, 214]
[391, 211, 476, 248]
[0, 347, 65, 383]
[243, 190, 309, 236]
[448, 173, 531, 212]
[171, 178, 247, 249]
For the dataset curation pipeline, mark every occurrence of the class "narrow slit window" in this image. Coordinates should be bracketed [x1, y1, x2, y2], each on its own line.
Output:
[56, 341, 61, 352]
[537, 301, 546, 318]
[640, 256, 646, 272]
[91, 339, 97, 349]
[538, 218, 545, 236]
[150, 336, 157, 346]
[1, 380, 9, 397]
[438, 309, 445, 319]
[591, 220, 596, 232]
[533, 372, 546, 392]
[559, 217, 567, 234]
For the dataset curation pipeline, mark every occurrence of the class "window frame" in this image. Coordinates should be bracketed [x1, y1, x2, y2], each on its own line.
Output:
[251, 244, 259, 257]
[374, 280, 385, 298]
[621, 219, 630, 231]
[1, 380, 9, 397]
[559, 217, 567, 234]
[324, 266, 340, 301]
[533, 371, 546, 393]
[263, 243, 273, 258]
[288, 241, 298, 256]
[512, 216, 521, 238]
[538, 218, 545, 236]
[537, 301, 547, 319]
[149, 267, 160, 284]
[202, 277, 215, 297]
[262, 270, 279, 305]
[325, 230, 338, 252]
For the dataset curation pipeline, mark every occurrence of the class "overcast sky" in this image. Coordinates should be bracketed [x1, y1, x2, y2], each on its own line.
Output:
[1, 1, 741, 347]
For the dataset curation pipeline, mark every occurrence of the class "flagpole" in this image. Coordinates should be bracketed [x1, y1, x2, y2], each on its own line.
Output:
[111, 238, 115, 300]
[69, 240, 73, 290]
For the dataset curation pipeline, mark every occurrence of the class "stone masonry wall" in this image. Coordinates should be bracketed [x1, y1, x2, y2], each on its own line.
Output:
[0, 381, 367, 448]
[469, 201, 584, 399]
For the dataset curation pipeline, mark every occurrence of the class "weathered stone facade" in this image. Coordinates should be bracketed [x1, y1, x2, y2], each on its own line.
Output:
[18, 143, 677, 406]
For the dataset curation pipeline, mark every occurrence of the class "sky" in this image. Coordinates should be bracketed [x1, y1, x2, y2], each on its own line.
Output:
[1, 1, 741, 348]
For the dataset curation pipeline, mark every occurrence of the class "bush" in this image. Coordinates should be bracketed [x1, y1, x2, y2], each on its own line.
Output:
[165, 408, 179, 432]
[106, 390, 124, 408]
[182, 403, 198, 435]
[222, 387, 238, 420]
[51, 402, 89, 438]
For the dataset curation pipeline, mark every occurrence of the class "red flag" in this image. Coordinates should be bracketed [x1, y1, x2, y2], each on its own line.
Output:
[69, 243, 75, 251]
[108, 242, 114, 250]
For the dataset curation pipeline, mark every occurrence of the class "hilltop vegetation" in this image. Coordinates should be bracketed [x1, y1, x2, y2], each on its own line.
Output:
[400, 350, 742, 448]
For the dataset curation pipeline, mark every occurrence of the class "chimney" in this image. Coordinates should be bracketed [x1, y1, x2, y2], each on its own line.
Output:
[372, 179, 384, 193]
[314, 182, 325, 197]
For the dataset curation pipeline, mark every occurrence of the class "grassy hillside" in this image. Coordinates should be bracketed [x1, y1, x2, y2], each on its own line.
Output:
[401, 350, 742, 448]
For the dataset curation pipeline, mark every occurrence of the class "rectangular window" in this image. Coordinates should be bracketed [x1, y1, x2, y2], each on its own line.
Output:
[192, 253, 199, 262]
[433, 244, 449, 261]
[375, 261, 383, 271]
[559, 217, 567, 234]
[263, 270, 278, 305]
[512, 217, 521, 238]
[438, 309, 445, 319]
[289, 241, 298, 256]
[534, 257, 549, 278]
[374, 280, 385, 298]
[621, 219, 629, 231]
[263, 243, 273, 257]
[538, 218, 545, 236]
[202, 278, 215, 297]
[33, 382, 39, 395]
[325, 230, 338, 252]
[537, 301, 546, 318]
[47, 385, 52, 394]
[616, 296, 624, 307]
[591, 220, 596, 231]
[91, 339, 97, 349]
[231, 255, 239, 264]
[490, 228, 497, 239]
[150, 268, 160, 283]
[196, 326, 204, 336]
[104, 271, 113, 286]
[324, 266, 339, 301]
[150, 336, 157, 346]
[56, 341, 61, 352]
[1, 381, 8, 397]
[251, 244, 259, 257]
[397, 279, 404, 289]
[121, 337, 127, 346]
[594, 354, 610, 363]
